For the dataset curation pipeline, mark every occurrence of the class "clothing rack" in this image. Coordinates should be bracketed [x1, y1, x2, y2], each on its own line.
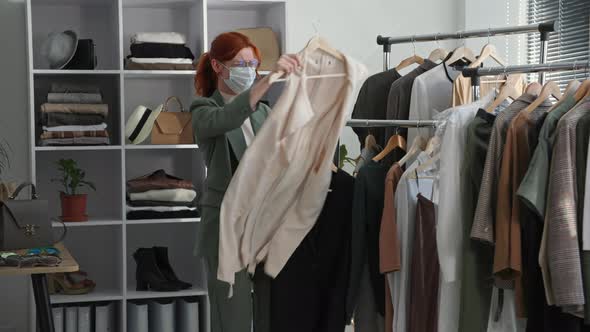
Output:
[376, 21, 557, 74]
[346, 119, 439, 128]
[462, 61, 590, 99]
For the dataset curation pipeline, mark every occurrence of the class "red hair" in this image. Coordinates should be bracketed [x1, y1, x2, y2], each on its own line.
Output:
[195, 32, 262, 97]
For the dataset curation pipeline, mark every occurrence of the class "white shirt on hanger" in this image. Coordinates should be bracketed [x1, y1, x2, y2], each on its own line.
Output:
[436, 92, 496, 332]
[407, 64, 461, 142]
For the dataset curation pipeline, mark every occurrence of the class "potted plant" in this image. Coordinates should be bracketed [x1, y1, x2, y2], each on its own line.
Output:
[52, 158, 96, 222]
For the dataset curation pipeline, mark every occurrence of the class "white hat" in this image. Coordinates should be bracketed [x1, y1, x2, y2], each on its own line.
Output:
[40, 30, 78, 69]
[125, 104, 163, 144]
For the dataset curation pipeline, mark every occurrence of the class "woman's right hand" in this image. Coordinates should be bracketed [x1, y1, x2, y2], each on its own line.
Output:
[273, 54, 302, 76]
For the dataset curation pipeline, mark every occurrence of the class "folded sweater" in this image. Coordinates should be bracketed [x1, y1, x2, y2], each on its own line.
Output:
[128, 188, 197, 203]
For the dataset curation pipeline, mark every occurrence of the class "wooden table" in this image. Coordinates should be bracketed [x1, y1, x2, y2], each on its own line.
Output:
[0, 243, 79, 332]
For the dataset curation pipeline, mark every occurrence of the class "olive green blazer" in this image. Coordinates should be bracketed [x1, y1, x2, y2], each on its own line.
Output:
[191, 89, 270, 208]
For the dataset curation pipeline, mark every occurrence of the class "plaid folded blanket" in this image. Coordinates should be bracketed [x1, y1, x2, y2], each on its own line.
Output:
[40, 130, 109, 139]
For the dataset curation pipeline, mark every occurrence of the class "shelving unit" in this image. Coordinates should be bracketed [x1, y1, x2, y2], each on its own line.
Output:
[25, 0, 287, 331]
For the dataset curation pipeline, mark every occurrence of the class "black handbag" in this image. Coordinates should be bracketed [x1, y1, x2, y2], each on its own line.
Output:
[65, 39, 97, 70]
[0, 182, 66, 250]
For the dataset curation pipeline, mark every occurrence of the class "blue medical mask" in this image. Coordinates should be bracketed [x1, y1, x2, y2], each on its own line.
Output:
[220, 62, 256, 94]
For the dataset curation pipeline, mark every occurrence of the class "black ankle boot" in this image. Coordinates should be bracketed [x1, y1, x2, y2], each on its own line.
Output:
[153, 246, 192, 290]
[133, 248, 181, 292]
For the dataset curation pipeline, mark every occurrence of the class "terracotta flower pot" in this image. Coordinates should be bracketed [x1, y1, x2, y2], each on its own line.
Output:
[60, 192, 88, 222]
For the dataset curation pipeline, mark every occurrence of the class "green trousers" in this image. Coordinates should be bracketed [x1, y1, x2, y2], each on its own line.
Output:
[196, 206, 270, 332]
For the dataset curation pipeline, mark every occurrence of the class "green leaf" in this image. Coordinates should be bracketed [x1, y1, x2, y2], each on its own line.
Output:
[54, 158, 96, 194]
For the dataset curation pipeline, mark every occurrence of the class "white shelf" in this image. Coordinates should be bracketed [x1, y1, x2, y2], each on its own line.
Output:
[33, 69, 121, 75]
[35, 146, 122, 152]
[52, 219, 123, 227]
[124, 70, 196, 79]
[208, 0, 285, 9]
[125, 144, 199, 150]
[126, 218, 200, 225]
[51, 289, 123, 304]
[127, 287, 207, 300]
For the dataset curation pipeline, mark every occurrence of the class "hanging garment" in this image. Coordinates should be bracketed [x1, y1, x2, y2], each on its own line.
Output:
[516, 87, 581, 306]
[576, 112, 590, 323]
[515, 90, 587, 332]
[471, 93, 543, 244]
[486, 287, 526, 332]
[391, 152, 436, 332]
[379, 163, 404, 332]
[354, 145, 382, 177]
[459, 108, 497, 332]
[385, 60, 438, 141]
[351, 69, 402, 147]
[494, 102, 549, 318]
[452, 74, 526, 107]
[435, 92, 496, 332]
[408, 194, 439, 332]
[407, 63, 461, 142]
[270, 170, 353, 332]
[218, 39, 368, 287]
[348, 160, 389, 320]
[544, 98, 590, 316]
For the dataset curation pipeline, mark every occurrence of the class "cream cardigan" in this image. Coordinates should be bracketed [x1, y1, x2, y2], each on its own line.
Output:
[217, 40, 367, 287]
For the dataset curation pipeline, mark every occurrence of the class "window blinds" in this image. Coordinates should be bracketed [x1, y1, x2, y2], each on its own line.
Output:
[526, 0, 590, 87]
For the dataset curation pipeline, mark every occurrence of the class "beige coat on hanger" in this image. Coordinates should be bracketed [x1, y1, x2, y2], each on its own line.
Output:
[218, 38, 368, 287]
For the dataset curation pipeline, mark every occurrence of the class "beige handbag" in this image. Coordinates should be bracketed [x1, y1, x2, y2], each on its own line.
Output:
[235, 27, 280, 71]
[151, 97, 194, 145]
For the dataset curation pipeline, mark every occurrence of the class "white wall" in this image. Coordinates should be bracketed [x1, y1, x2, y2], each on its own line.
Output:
[285, 0, 465, 166]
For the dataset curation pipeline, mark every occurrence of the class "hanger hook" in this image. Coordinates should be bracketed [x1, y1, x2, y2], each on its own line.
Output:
[312, 20, 320, 36]
[573, 60, 578, 81]
[412, 35, 416, 56]
[487, 26, 491, 45]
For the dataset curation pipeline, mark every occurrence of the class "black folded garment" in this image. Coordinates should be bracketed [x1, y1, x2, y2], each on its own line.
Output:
[41, 112, 106, 126]
[126, 199, 196, 208]
[127, 210, 200, 220]
[129, 43, 195, 60]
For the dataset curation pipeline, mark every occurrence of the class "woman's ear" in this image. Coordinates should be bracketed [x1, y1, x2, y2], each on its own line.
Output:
[211, 59, 223, 74]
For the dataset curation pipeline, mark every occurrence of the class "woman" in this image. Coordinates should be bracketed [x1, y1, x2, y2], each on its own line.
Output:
[191, 32, 300, 332]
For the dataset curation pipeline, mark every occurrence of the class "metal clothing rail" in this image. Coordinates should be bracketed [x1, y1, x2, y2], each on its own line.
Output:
[462, 61, 590, 100]
[376, 21, 557, 73]
[346, 119, 439, 127]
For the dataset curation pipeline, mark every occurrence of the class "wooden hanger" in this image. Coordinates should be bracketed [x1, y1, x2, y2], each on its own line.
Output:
[564, 80, 581, 96]
[409, 153, 440, 178]
[574, 80, 590, 102]
[398, 135, 427, 167]
[365, 134, 379, 152]
[485, 75, 521, 113]
[428, 48, 448, 62]
[445, 46, 477, 65]
[468, 44, 506, 69]
[268, 36, 345, 84]
[525, 82, 542, 96]
[396, 54, 425, 71]
[522, 80, 561, 113]
[372, 133, 407, 162]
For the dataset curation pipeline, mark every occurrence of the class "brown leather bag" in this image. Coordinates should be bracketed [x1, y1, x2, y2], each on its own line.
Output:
[151, 96, 194, 145]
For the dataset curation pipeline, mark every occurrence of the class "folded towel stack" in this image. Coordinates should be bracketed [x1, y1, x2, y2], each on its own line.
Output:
[40, 83, 110, 146]
[126, 33, 195, 70]
[126, 169, 199, 220]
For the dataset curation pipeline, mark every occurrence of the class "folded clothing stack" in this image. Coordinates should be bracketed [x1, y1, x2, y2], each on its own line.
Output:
[126, 169, 199, 220]
[126, 32, 195, 70]
[40, 83, 110, 146]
